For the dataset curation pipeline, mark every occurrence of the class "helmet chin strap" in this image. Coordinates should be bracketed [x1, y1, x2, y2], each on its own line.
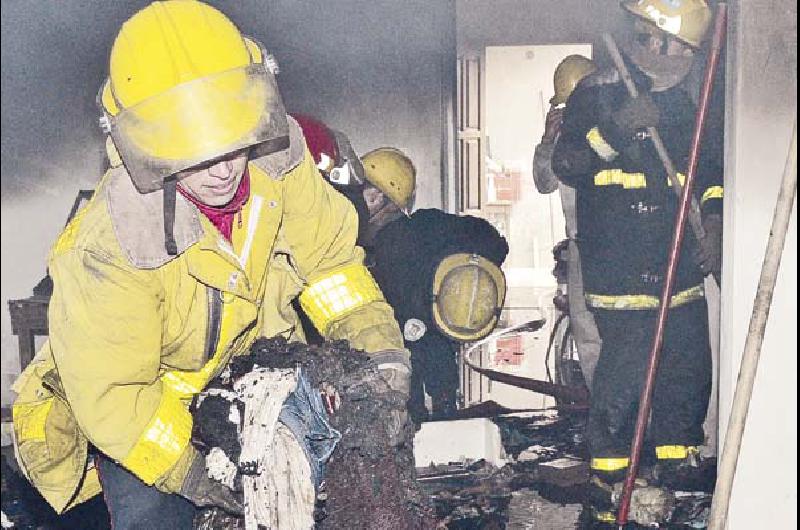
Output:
[163, 176, 179, 256]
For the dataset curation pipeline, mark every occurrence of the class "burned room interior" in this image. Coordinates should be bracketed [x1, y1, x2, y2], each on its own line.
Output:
[1, 0, 796, 528]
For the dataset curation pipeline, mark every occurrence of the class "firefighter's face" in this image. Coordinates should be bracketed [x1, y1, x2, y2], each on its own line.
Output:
[625, 21, 695, 91]
[363, 184, 388, 217]
[633, 22, 695, 59]
[177, 149, 249, 206]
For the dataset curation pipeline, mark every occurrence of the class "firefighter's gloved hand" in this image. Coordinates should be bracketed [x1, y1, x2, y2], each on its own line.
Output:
[371, 350, 412, 397]
[372, 350, 412, 446]
[541, 106, 565, 144]
[179, 453, 243, 516]
[613, 93, 660, 135]
[695, 214, 723, 275]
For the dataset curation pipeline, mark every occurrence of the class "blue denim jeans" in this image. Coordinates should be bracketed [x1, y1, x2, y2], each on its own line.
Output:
[96, 455, 197, 530]
[278, 369, 341, 490]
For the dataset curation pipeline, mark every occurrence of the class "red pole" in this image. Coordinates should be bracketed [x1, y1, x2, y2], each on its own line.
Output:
[616, 4, 728, 526]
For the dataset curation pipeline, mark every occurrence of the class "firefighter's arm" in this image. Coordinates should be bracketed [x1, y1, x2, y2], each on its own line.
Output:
[532, 142, 560, 193]
[283, 149, 405, 354]
[552, 87, 609, 188]
[695, 102, 725, 218]
[533, 106, 566, 193]
[693, 110, 725, 275]
[48, 249, 196, 493]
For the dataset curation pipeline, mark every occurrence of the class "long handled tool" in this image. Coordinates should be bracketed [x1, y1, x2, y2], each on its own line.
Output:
[614, 5, 729, 526]
[707, 121, 797, 529]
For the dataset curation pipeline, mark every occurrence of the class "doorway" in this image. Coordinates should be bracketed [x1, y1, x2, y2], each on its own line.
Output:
[459, 44, 592, 409]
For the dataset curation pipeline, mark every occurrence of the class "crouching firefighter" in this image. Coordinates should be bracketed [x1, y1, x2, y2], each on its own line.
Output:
[551, 0, 723, 522]
[359, 148, 509, 422]
[11, 2, 408, 528]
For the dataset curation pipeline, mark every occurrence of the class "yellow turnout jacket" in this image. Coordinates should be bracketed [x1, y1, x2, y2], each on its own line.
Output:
[12, 118, 404, 512]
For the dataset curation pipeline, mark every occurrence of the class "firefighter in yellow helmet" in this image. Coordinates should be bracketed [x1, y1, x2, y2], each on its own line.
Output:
[532, 54, 602, 394]
[534, 55, 597, 199]
[360, 147, 417, 245]
[358, 148, 509, 422]
[11, 2, 407, 527]
[551, 0, 722, 523]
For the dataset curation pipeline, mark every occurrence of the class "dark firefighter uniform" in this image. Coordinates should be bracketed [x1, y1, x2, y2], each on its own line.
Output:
[367, 208, 509, 422]
[552, 70, 723, 479]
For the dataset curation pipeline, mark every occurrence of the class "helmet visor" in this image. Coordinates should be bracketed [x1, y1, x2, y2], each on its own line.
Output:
[103, 64, 288, 193]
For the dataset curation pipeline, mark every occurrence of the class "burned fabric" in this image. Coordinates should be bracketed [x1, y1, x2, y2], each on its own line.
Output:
[192, 364, 318, 529]
[191, 337, 435, 529]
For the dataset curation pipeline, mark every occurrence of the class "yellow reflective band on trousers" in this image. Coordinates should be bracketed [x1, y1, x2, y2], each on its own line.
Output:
[594, 511, 618, 523]
[594, 169, 647, 189]
[299, 263, 385, 334]
[121, 388, 193, 485]
[701, 185, 724, 204]
[13, 399, 54, 441]
[591, 457, 630, 471]
[586, 127, 619, 161]
[656, 445, 699, 460]
[585, 284, 704, 310]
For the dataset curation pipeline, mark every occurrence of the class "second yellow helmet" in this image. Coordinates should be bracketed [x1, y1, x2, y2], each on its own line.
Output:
[551, 55, 597, 106]
[361, 147, 416, 213]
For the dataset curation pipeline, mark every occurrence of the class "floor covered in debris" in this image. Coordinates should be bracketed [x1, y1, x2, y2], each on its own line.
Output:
[416, 408, 716, 529]
[1, 407, 715, 529]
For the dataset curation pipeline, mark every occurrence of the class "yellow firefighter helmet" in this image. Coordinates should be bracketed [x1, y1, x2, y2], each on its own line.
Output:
[432, 253, 507, 342]
[622, 0, 712, 48]
[361, 147, 416, 213]
[99, 0, 288, 192]
[551, 55, 597, 106]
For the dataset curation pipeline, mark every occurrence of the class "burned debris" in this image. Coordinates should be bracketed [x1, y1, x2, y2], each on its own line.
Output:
[191, 337, 435, 529]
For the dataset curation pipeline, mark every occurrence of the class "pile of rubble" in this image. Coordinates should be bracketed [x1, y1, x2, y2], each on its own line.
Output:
[191, 337, 435, 529]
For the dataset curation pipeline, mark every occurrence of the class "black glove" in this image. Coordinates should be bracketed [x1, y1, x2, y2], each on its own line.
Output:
[179, 453, 243, 516]
[541, 106, 565, 145]
[612, 93, 660, 136]
[694, 214, 723, 276]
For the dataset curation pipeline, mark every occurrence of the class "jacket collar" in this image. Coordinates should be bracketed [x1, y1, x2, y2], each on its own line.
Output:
[105, 116, 304, 270]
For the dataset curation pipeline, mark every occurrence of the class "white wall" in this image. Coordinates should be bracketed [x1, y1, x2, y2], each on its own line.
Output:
[484, 44, 590, 279]
[720, 1, 797, 527]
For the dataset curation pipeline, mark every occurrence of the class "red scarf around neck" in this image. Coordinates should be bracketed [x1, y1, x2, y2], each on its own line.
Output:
[178, 168, 251, 241]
